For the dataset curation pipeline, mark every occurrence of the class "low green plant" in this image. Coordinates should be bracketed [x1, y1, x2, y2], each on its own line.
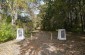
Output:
[0, 22, 16, 43]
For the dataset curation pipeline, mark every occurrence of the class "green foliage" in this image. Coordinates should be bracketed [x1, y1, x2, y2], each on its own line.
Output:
[0, 22, 16, 43]
[6, 15, 12, 23]
[41, 0, 66, 31]
[40, 0, 85, 33]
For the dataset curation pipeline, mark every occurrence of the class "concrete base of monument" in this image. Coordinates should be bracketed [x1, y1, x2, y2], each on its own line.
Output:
[16, 36, 25, 41]
[58, 37, 66, 40]
[57, 29, 66, 40]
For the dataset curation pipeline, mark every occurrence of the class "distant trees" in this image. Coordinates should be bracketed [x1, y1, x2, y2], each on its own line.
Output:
[0, 0, 36, 25]
[41, 0, 85, 33]
[41, 0, 66, 31]
[64, 0, 85, 33]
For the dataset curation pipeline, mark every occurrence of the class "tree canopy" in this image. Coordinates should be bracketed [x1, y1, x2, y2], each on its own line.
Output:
[40, 0, 85, 33]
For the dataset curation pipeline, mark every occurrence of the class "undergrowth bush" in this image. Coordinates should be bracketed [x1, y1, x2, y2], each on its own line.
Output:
[0, 22, 16, 43]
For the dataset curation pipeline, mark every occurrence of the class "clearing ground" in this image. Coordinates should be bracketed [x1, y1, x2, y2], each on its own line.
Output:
[19, 31, 85, 55]
[0, 31, 85, 55]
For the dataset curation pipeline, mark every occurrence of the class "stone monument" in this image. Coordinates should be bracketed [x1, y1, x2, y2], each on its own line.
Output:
[58, 29, 66, 40]
[16, 28, 25, 40]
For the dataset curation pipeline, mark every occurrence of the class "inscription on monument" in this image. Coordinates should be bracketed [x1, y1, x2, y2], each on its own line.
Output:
[16, 28, 25, 40]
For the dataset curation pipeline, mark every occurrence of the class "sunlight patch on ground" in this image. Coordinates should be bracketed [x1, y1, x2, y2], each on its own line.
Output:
[47, 45, 57, 53]
[80, 37, 85, 39]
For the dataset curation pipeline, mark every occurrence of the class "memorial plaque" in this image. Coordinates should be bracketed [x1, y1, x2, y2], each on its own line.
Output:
[58, 29, 66, 40]
[61, 30, 65, 38]
[16, 28, 25, 40]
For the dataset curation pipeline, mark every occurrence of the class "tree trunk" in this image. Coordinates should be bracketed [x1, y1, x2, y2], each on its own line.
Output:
[81, 14, 84, 33]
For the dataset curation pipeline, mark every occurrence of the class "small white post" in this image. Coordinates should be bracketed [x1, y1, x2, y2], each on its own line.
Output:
[50, 32, 53, 40]
[31, 33, 33, 40]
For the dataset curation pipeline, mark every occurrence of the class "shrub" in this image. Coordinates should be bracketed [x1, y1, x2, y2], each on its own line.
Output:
[0, 22, 16, 43]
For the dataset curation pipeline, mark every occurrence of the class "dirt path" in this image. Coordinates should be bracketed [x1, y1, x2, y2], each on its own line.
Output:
[0, 40, 20, 55]
[19, 31, 85, 55]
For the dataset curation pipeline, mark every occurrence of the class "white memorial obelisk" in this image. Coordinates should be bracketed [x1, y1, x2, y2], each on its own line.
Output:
[16, 28, 25, 40]
[58, 29, 66, 40]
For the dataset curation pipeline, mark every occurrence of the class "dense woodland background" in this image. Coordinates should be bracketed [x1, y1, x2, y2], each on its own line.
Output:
[41, 0, 85, 33]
